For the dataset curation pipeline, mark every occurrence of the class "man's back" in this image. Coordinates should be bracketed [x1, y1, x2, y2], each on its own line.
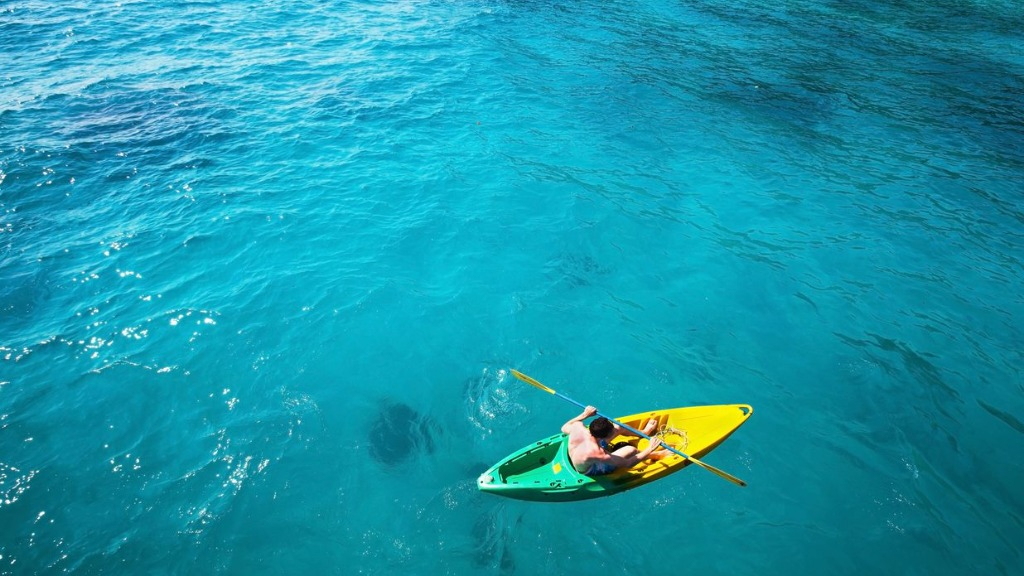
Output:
[561, 410, 664, 476]
[566, 422, 605, 473]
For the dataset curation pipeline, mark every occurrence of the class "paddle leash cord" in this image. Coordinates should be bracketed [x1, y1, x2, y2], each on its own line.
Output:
[653, 425, 689, 452]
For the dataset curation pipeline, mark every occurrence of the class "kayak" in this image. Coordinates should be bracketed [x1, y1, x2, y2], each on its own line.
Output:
[477, 404, 752, 502]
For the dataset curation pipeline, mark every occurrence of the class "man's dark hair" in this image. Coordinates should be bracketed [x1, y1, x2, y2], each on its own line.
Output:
[589, 417, 614, 439]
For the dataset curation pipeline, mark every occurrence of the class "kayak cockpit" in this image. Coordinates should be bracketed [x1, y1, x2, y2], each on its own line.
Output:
[490, 434, 572, 485]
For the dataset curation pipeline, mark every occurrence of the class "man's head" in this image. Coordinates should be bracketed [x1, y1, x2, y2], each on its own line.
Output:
[588, 417, 614, 439]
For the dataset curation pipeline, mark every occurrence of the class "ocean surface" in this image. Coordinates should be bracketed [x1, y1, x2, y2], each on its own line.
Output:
[2, 0, 1023, 574]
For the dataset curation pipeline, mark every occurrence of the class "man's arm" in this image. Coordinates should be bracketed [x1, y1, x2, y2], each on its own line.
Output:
[610, 422, 632, 438]
[601, 437, 664, 469]
[611, 418, 656, 439]
[561, 405, 598, 434]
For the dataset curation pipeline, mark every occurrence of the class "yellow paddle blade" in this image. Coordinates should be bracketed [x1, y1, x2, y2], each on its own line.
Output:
[510, 369, 555, 395]
[690, 458, 747, 487]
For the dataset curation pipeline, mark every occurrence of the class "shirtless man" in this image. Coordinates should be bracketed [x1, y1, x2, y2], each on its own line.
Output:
[562, 405, 665, 476]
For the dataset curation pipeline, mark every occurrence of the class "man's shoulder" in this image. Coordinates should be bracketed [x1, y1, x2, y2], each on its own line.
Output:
[567, 422, 590, 435]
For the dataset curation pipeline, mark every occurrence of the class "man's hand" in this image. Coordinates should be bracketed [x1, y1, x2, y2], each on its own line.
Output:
[640, 436, 663, 459]
[564, 405, 600, 434]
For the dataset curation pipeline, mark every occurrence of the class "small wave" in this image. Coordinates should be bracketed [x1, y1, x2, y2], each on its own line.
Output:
[0, 462, 38, 508]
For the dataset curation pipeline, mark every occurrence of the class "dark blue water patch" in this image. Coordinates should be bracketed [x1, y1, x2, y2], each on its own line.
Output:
[0, 96, 238, 248]
[367, 400, 436, 467]
[546, 251, 609, 289]
[58, 82, 236, 155]
[850, 6, 1024, 161]
[667, 0, 1024, 167]
[833, 330, 967, 442]
[2, 79, 240, 170]
[823, 0, 1024, 35]
[0, 87, 243, 313]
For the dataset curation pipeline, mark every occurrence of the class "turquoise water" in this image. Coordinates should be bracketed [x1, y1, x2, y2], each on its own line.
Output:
[2, 0, 1023, 573]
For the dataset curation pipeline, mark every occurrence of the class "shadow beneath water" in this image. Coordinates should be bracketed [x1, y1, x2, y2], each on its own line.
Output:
[367, 400, 436, 467]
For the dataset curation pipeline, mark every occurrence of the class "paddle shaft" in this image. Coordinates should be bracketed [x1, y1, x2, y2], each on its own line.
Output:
[511, 369, 747, 487]
[551, 389, 693, 461]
